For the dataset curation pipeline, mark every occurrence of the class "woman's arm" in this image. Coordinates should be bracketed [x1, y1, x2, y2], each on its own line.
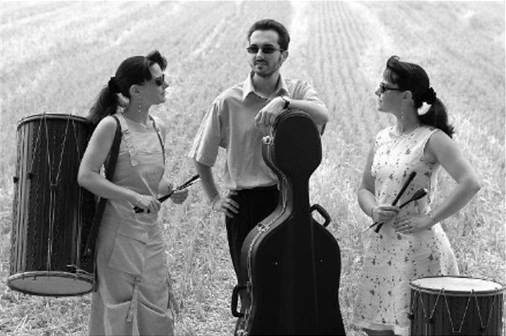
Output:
[394, 131, 481, 233]
[358, 145, 377, 218]
[77, 116, 160, 212]
[425, 131, 481, 223]
[358, 145, 399, 223]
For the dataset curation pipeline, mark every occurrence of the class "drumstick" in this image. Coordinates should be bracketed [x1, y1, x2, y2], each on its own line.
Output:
[373, 172, 417, 233]
[361, 187, 427, 234]
[134, 174, 200, 213]
[398, 188, 428, 208]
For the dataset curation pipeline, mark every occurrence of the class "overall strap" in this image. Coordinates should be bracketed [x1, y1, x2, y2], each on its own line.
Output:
[149, 115, 166, 165]
[116, 113, 140, 166]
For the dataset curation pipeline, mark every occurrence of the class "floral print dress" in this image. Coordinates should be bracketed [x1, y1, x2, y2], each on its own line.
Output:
[353, 126, 459, 336]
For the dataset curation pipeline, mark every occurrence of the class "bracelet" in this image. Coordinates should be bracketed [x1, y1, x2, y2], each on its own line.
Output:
[280, 96, 290, 109]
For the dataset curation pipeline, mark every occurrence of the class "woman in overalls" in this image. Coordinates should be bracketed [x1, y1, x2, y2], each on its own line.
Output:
[78, 50, 188, 335]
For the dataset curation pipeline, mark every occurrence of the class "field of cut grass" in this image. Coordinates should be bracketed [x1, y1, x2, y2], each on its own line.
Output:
[0, 1, 504, 335]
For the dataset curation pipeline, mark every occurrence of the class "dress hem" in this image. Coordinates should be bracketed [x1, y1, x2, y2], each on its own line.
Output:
[352, 318, 409, 336]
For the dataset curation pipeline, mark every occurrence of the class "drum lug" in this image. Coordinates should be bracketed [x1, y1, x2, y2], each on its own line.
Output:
[407, 312, 414, 320]
[13, 176, 19, 183]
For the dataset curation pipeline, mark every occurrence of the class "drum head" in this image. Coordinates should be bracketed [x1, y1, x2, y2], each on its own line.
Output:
[411, 276, 505, 295]
[7, 271, 94, 297]
[17, 113, 90, 129]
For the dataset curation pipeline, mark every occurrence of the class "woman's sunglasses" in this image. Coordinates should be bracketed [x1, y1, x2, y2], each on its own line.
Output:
[153, 74, 165, 86]
[378, 82, 403, 94]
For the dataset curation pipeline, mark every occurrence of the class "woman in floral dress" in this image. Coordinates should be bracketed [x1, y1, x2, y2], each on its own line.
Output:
[353, 56, 481, 336]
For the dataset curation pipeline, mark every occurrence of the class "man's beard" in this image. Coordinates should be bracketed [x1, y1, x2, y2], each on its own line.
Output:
[252, 56, 283, 78]
[253, 61, 282, 78]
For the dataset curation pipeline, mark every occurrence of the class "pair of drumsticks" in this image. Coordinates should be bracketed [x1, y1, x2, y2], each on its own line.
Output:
[364, 172, 428, 233]
[133, 174, 200, 213]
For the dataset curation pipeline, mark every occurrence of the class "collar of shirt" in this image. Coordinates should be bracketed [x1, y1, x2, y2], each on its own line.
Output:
[242, 72, 289, 101]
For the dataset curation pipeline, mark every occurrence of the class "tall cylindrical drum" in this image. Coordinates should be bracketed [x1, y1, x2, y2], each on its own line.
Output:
[409, 275, 504, 335]
[8, 114, 95, 296]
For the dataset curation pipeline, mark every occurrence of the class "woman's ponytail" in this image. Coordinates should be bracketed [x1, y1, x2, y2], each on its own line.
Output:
[417, 88, 454, 138]
[87, 77, 119, 126]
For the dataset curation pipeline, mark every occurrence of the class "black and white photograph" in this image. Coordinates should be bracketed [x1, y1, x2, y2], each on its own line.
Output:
[0, 1, 504, 335]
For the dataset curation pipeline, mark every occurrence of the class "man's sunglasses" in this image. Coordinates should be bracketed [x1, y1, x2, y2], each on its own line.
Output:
[246, 44, 283, 54]
[378, 82, 403, 94]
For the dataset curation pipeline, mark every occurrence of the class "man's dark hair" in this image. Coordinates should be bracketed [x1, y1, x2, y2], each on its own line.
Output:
[247, 19, 290, 51]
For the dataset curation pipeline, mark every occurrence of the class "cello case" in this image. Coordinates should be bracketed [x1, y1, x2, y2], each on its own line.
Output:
[231, 111, 346, 335]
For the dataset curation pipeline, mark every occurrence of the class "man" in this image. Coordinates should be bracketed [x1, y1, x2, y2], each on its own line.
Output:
[189, 19, 329, 280]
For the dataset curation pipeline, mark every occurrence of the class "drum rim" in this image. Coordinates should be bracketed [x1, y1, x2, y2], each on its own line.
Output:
[17, 113, 91, 130]
[410, 275, 505, 296]
[7, 271, 94, 297]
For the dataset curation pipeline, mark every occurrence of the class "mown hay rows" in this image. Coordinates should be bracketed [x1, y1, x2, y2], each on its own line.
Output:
[0, 2, 503, 336]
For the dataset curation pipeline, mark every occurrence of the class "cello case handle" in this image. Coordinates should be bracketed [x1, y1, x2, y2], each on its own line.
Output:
[231, 284, 247, 317]
[310, 203, 331, 227]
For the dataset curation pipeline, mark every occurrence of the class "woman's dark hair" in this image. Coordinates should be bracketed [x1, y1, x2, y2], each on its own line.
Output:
[384, 55, 454, 137]
[88, 50, 167, 125]
[247, 19, 290, 51]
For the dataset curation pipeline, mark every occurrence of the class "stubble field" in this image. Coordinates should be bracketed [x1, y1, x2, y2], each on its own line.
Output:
[0, 1, 504, 335]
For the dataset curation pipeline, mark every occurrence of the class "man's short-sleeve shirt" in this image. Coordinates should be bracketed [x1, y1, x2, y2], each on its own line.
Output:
[189, 73, 326, 190]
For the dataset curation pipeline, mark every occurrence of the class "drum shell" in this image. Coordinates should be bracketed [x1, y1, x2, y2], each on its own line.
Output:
[8, 114, 95, 296]
[410, 276, 504, 336]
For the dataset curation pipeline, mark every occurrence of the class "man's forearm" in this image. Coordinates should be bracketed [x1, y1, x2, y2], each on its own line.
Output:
[286, 98, 329, 124]
[194, 161, 220, 203]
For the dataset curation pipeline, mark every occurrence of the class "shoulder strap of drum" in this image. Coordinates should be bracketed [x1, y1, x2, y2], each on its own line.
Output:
[104, 115, 122, 178]
[82, 116, 122, 260]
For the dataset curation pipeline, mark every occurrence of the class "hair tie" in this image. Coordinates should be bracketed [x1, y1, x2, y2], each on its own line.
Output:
[108, 76, 120, 94]
[423, 87, 437, 105]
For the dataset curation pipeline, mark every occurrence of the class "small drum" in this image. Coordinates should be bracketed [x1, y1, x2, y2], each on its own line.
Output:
[409, 276, 504, 335]
[8, 114, 95, 296]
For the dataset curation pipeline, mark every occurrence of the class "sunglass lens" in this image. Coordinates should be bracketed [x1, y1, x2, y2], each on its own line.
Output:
[262, 46, 277, 54]
[246, 46, 259, 54]
[156, 75, 165, 86]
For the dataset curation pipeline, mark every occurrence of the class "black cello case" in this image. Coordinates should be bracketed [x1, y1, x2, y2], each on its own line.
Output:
[231, 111, 346, 335]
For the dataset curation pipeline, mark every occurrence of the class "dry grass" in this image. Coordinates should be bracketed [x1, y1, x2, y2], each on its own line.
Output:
[0, 2, 504, 336]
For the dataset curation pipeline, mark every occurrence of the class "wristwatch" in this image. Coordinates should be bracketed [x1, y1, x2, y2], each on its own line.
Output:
[280, 96, 290, 109]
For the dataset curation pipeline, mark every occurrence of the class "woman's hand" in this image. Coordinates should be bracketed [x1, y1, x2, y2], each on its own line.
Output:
[170, 189, 188, 204]
[371, 204, 400, 223]
[130, 193, 161, 213]
[393, 214, 434, 234]
[211, 190, 239, 218]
